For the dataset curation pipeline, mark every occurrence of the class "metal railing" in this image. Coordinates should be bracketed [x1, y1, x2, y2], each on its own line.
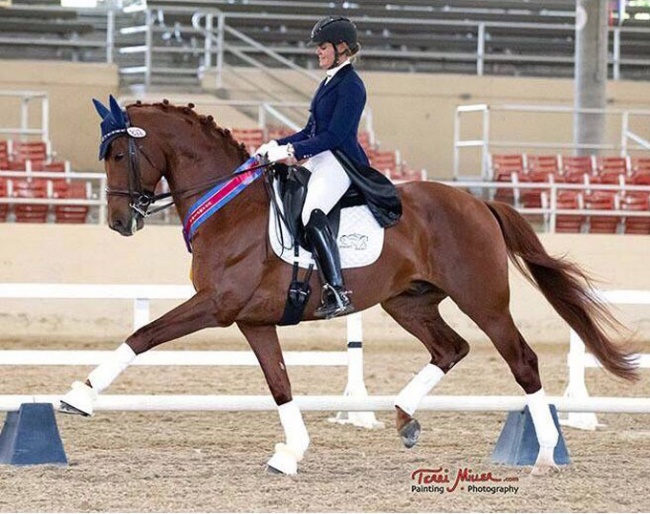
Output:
[440, 179, 650, 234]
[454, 104, 650, 181]
[0, 91, 49, 142]
[0, 171, 107, 225]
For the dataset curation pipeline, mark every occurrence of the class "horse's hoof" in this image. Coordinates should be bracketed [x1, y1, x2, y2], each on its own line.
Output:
[399, 418, 421, 449]
[59, 381, 95, 417]
[266, 465, 284, 475]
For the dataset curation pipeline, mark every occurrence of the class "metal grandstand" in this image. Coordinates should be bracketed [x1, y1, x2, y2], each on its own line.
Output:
[1, 1, 650, 88]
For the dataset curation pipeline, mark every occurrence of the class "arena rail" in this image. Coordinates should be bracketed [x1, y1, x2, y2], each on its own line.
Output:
[562, 289, 650, 430]
[0, 395, 648, 414]
[0, 283, 380, 428]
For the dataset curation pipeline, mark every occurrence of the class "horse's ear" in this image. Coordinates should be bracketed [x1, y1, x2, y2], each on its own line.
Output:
[92, 98, 110, 119]
[109, 95, 125, 125]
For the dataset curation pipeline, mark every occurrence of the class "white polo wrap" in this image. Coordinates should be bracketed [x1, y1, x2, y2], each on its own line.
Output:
[394, 363, 445, 416]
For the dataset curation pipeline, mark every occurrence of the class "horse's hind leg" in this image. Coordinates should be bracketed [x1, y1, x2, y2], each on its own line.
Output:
[460, 300, 560, 475]
[381, 288, 470, 449]
[238, 322, 309, 476]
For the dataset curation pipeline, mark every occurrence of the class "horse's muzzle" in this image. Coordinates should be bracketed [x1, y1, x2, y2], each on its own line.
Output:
[109, 214, 143, 236]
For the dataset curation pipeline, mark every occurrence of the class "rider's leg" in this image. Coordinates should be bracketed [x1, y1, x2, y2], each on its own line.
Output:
[300, 151, 351, 226]
[301, 151, 353, 318]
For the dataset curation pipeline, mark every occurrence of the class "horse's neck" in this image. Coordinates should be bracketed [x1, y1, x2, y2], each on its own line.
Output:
[169, 155, 266, 223]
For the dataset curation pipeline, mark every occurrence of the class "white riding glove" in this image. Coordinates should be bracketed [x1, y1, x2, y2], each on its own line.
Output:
[266, 144, 294, 162]
[254, 140, 278, 157]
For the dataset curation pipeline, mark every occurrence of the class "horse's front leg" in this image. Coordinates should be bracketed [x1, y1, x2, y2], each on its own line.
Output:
[237, 322, 309, 476]
[59, 290, 220, 416]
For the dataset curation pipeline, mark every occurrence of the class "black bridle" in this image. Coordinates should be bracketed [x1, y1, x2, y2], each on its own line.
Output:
[105, 113, 271, 218]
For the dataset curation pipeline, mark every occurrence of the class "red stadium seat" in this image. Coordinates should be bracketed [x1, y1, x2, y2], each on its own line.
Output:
[586, 170, 625, 193]
[52, 181, 90, 224]
[490, 153, 524, 181]
[583, 192, 619, 234]
[547, 190, 584, 233]
[8, 159, 28, 171]
[560, 155, 594, 175]
[517, 171, 552, 208]
[630, 156, 650, 175]
[231, 128, 264, 155]
[370, 150, 398, 177]
[490, 154, 525, 204]
[12, 140, 49, 162]
[526, 154, 559, 174]
[0, 178, 9, 222]
[0, 140, 8, 169]
[595, 156, 628, 175]
[12, 179, 49, 223]
[629, 168, 650, 186]
[620, 193, 650, 235]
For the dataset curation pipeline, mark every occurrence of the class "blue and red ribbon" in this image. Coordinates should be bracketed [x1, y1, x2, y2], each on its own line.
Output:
[182, 157, 262, 252]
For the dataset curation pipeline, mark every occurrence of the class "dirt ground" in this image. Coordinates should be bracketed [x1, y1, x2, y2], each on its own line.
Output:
[0, 335, 648, 513]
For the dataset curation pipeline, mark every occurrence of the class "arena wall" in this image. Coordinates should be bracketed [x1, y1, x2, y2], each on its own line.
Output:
[0, 224, 647, 349]
[2, 60, 649, 177]
[0, 60, 118, 173]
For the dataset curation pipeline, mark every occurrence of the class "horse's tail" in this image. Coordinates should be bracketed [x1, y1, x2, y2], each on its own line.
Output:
[485, 200, 638, 382]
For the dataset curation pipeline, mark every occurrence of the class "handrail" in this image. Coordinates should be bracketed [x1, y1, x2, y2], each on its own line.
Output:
[0, 170, 107, 224]
[0, 91, 50, 142]
[454, 104, 650, 180]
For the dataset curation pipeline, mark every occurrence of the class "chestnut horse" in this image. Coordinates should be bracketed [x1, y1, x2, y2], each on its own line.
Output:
[61, 98, 636, 476]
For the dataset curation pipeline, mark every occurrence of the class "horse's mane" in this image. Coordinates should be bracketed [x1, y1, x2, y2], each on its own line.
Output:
[128, 99, 250, 161]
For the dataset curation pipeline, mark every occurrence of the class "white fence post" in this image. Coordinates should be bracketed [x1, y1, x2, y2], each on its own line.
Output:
[560, 330, 601, 430]
[329, 312, 384, 429]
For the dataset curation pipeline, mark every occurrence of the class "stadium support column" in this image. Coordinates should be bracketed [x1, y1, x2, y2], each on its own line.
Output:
[573, 0, 608, 157]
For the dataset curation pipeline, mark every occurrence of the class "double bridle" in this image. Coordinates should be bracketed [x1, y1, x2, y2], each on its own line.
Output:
[105, 111, 271, 218]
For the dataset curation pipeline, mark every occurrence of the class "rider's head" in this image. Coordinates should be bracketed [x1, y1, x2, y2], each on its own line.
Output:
[309, 16, 359, 70]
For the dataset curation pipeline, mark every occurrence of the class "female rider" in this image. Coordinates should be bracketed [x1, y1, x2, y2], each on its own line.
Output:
[257, 16, 370, 319]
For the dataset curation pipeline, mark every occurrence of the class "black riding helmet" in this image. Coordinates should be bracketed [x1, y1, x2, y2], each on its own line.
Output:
[309, 16, 359, 54]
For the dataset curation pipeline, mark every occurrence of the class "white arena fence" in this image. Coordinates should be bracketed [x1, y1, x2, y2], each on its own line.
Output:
[0, 283, 380, 428]
[562, 289, 650, 430]
[0, 284, 649, 422]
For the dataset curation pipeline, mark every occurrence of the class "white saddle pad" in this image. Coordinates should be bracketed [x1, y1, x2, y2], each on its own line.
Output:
[268, 202, 384, 270]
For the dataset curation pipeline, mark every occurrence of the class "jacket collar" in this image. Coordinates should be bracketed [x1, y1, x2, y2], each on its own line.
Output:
[312, 63, 354, 108]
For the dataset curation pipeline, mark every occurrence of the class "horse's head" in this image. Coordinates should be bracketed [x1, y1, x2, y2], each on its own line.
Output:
[93, 96, 167, 236]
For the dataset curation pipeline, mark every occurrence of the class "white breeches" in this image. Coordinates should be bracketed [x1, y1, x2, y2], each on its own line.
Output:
[301, 150, 352, 226]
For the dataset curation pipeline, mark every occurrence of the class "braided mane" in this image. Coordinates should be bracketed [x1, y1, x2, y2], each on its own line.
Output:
[128, 99, 250, 161]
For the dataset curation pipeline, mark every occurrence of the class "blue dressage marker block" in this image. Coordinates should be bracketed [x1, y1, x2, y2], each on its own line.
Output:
[0, 403, 68, 466]
[491, 405, 570, 466]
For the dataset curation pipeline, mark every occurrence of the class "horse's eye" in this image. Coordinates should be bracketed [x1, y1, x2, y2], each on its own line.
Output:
[114, 152, 125, 161]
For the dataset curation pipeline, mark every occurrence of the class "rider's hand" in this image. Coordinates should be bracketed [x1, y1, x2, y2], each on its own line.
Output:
[266, 144, 294, 162]
[254, 140, 278, 158]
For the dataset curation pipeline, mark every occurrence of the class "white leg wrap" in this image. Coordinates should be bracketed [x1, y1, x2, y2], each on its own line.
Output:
[278, 400, 310, 458]
[395, 364, 444, 416]
[527, 388, 559, 449]
[88, 343, 136, 393]
[267, 401, 310, 475]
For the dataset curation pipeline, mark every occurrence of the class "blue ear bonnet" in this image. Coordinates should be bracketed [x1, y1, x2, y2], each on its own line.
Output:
[93, 95, 128, 160]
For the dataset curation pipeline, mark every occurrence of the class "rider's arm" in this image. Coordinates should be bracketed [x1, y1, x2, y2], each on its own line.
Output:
[290, 80, 365, 161]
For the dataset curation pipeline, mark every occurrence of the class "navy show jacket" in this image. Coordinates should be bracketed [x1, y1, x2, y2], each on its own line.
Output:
[276, 64, 369, 166]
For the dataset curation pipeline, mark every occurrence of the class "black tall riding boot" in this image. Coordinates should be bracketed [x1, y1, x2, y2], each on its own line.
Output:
[305, 209, 354, 319]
